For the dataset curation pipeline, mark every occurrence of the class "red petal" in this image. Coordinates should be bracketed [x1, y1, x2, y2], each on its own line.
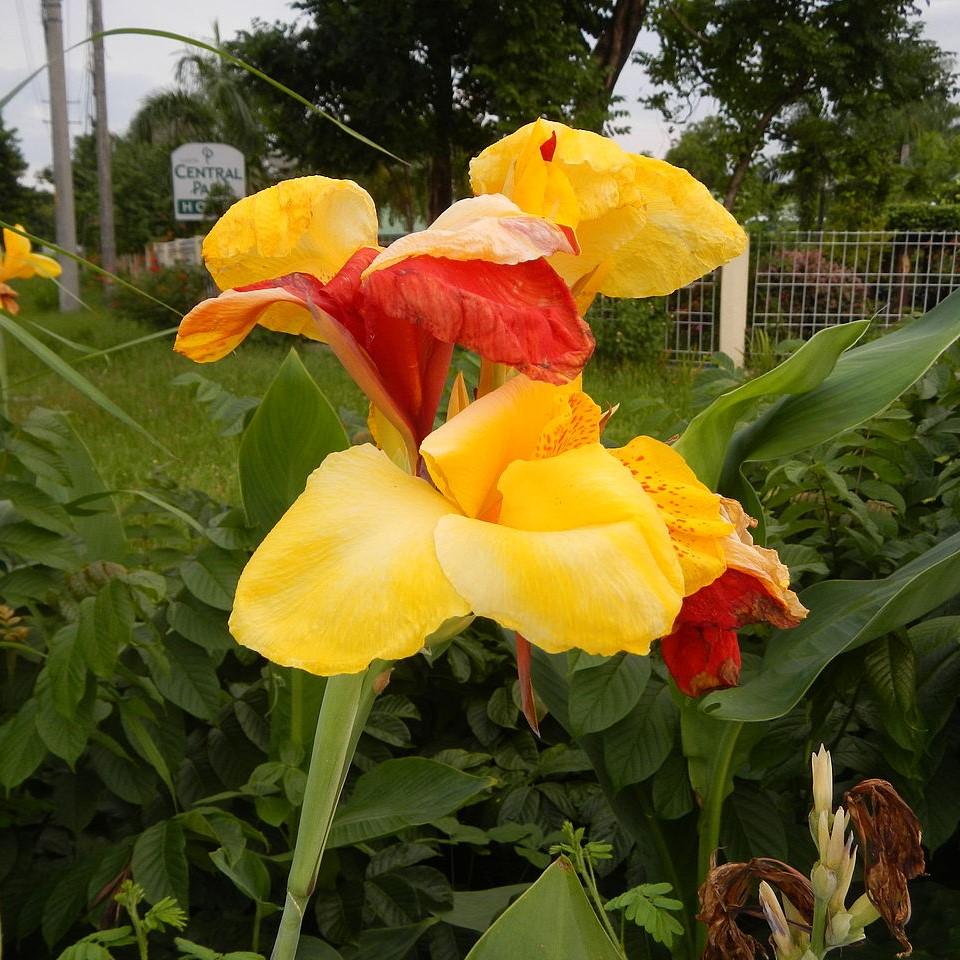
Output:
[661, 623, 741, 698]
[515, 634, 540, 736]
[362, 256, 594, 383]
[540, 131, 558, 162]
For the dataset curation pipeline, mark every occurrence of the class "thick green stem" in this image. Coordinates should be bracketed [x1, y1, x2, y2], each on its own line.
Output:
[270, 671, 371, 960]
[695, 721, 744, 956]
[810, 895, 828, 957]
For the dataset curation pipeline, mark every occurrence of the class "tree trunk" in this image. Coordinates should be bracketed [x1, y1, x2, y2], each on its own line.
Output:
[723, 153, 752, 210]
[428, 148, 452, 223]
[592, 0, 649, 94]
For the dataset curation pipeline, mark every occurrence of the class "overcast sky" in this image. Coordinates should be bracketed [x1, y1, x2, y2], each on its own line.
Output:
[2, 0, 958, 184]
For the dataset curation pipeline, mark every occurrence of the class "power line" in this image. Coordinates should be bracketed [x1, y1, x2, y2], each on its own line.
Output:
[14, 0, 45, 108]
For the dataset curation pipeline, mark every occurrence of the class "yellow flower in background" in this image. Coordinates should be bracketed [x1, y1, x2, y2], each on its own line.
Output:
[470, 118, 746, 311]
[229, 375, 733, 676]
[0, 225, 62, 283]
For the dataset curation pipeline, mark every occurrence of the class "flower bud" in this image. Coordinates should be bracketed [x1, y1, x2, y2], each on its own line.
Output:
[826, 805, 848, 868]
[759, 881, 794, 956]
[829, 838, 857, 913]
[811, 744, 833, 818]
[826, 912, 852, 945]
[811, 863, 838, 900]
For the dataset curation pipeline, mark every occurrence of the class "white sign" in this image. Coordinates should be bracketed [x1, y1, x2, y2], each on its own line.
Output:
[171, 143, 246, 222]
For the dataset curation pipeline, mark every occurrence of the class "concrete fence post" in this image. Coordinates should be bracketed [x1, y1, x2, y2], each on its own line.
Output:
[719, 237, 750, 367]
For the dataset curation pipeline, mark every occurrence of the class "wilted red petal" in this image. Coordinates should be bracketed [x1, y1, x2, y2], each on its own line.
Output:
[844, 779, 925, 956]
[661, 623, 741, 697]
[362, 255, 594, 384]
[661, 567, 806, 698]
[698, 857, 814, 960]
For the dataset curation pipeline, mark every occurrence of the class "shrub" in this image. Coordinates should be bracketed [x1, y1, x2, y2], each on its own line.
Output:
[885, 202, 960, 232]
[587, 296, 671, 367]
[113, 264, 212, 326]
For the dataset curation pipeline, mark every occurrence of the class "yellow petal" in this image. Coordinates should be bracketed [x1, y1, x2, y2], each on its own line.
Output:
[612, 436, 733, 594]
[471, 120, 641, 223]
[202, 176, 379, 291]
[26, 252, 62, 278]
[583, 156, 746, 298]
[434, 445, 683, 655]
[473, 121, 746, 298]
[230, 445, 471, 675]
[420, 375, 581, 518]
[2, 226, 31, 262]
[364, 195, 575, 276]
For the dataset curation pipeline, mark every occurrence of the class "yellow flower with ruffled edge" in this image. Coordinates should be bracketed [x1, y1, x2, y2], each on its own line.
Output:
[470, 118, 747, 311]
[228, 375, 733, 676]
[0, 226, 62, 283]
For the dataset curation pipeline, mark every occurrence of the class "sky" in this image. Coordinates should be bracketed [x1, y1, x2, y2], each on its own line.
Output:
[2, 0, 959, 185]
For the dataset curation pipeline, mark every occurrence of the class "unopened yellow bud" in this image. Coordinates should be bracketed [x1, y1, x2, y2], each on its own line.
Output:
[811, 744, 833, 818]
[826, 805, 848, 867]
[829, 838, 857, 913]
[759, 881, 794, 956]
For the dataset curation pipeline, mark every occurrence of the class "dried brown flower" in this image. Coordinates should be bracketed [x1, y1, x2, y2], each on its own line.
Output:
[698, 856, 814, 960]
[844, 779, 925, 956]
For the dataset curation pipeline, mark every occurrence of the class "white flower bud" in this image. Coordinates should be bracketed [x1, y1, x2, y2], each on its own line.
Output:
[811, 862, 838, 900]
[759, 881, 794, 956]
[811, 744, 833, 818]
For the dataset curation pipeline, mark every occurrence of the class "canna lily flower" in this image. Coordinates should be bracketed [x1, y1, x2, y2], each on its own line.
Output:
[175, 177, 592, 469]
[229, 375, 735, 676]
[660, 498, 808, 697]
[470, 118, 746, 312]
[0, 225, 62, 283]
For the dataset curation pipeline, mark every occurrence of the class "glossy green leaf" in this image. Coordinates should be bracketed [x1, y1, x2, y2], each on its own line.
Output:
[0, 521, 78, 569]
[43, 624, 86, 716]
[239, 349, 349, 534]
[464, 857, 621, 960]
[0, 480, 73, 534]
[727, 288, 960, 470]
[35, 671, 95, 767]
[0, 312, 171, 455]
[132, 819, 189, 908]
[675, 320, 868, 488]
[166, 600, 234, 651]
[119, 702, 176, 800]
[328, 758, 491, 849]
[568, 653, 650, 736]
[701, 529, 960, 721]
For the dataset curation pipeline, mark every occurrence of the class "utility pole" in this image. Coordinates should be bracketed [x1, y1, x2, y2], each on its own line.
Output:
[41, 0, 80, 312]
[90, 0, 116, 282]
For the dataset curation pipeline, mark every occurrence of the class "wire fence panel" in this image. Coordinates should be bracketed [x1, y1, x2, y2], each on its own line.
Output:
[750, 231, 960, 339]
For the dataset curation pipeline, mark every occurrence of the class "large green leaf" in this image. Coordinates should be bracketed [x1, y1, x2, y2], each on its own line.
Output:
[464, 857, 621, 960]
[239, 349, 349, 534]
[328, 758, 491, 848]
[568, 653, 651, 736]
[726, 288, 960, 471]
[603, 681, 677, 792]
[700, 529, 960, 722]
[675, 320, 868, 488]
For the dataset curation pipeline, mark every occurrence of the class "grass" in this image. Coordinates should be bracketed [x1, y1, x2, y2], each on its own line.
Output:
[3, 280, 701, 505]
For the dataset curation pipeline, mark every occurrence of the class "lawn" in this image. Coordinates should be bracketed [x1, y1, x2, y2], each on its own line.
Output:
[3, 281, 700, 503]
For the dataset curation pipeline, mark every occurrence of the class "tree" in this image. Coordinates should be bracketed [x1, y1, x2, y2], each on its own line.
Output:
[639, 0, 955, 209]
[0, 114, 55, 239]
[231, 1, 613, 220]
